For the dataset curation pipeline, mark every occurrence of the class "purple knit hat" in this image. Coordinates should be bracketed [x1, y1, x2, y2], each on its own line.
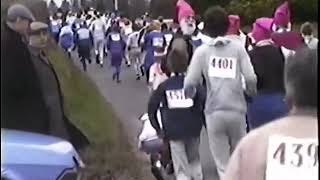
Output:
[271, 31, 304, 50]
[274, 1, 291, 27]
[251, 17, 274, 43]
[227, 15, 240, 35]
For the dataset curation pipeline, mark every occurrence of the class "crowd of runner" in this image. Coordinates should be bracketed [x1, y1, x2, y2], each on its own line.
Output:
[1, 0, 318, 180]
[47, 0, 318, 180]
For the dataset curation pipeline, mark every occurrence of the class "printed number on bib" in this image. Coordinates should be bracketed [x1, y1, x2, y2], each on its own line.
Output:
[111, 34, 121, 41]
[266, 135, 318, 180]
[208, 56, 236, 79]
[153, 37, 164, 47]
[166, 89, 194, 109]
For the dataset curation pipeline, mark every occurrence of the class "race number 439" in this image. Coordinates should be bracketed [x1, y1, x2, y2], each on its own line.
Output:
[266, 135, 318, 180]
[208, 56, 237, 79]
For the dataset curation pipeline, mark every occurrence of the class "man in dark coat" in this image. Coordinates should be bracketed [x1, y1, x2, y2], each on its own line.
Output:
[1, 4, 50, 135]
[1, 4, 89, 150]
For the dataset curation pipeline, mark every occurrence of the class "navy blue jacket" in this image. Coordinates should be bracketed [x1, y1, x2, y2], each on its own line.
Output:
[148, 75, 206, 140]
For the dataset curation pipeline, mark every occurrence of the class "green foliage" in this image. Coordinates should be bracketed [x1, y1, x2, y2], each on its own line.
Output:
[226, 0, 318, 25]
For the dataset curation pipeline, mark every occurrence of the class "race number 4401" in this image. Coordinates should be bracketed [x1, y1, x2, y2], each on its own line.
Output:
[208, 56, 237, 79]
[266, 135, 318, 180]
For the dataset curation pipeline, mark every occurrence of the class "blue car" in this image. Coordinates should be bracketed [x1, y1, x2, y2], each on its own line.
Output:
[1, 129, 84, 180]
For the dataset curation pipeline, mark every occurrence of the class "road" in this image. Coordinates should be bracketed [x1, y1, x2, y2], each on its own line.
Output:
[72, 55, 219, 180]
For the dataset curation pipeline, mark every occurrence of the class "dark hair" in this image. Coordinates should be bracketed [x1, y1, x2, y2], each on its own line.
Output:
[161, 23, 168, 32]
[158, 16, 164, 23]
[203, 6, 229, 37]
[300, 22, 314, 36]
[167, 39, 189, 73]
[285, 47, 317, 108]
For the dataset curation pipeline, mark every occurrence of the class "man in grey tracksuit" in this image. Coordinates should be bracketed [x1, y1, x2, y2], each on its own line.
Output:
[184, 6, 257, 179]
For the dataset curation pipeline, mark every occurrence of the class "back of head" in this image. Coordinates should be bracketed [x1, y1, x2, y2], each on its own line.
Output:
[203, 6, 229, 38]
[285, 47, 317, 109]
[300, 22, 314, 36]
[158, 16, 164, 23]
[161, 23, 168, 32]
[167, 38, 189, 73]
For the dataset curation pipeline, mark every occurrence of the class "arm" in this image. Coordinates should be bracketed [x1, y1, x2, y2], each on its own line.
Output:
[184, 47, 204, 90]
[147, 84, 164, 133]
[89, 32, 94, 46]
[106, 35, 111, 50]
[162, 35, 167, 48]
[238, 46, 257, 97]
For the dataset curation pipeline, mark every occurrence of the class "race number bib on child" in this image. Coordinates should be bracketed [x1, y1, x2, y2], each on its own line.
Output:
[266, 135, 318, 180]
[111, 34, 121, 41]
[208, 56, 237, 79]
[153, 37, 164, 47]
[165, 89, 194, 109]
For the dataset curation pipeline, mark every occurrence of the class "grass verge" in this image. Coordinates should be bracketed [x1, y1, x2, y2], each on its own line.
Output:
[46, 44, 146, 180]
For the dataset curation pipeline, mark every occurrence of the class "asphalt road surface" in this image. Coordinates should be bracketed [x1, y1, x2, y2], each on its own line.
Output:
[71, 54, 219, 180]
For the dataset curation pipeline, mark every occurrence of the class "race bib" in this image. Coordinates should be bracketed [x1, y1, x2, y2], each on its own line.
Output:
[166, 89, 194, 109]
[266, 135, 318, 180]
[111, 34, 121, 41]
[78, 29, 90, 40]
[153, 37, 164, 47]
[208, 56, 237, 79]
[164, 34, 173, 45]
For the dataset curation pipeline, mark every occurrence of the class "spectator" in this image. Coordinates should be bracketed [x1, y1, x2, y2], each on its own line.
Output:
[1, 4, 50, 135]
[28, 21, 70, 140]
[223, 47, 318, 180]
[184, 6, 257, 179]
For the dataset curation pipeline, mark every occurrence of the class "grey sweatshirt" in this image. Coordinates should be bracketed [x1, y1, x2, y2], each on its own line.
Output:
[184, 37, 257, 115]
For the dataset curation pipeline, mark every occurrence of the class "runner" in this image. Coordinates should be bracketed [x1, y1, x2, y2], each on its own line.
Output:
[142, 22, 166, 85]
[106, 24, 126, 83]
[90, 13, 107, 67]
[75, 22, 93, 71]
[58, 21, 74, 58]
[50, 13, 63, 43]
[148, 49, 168, 92]
[246, 17, 289, 130]
[225, 15, 246, 47]
[271, 1, 291, 33]
[148, 38, 206, 180]
[184, 6, 257, 179]
[127, 24, 143, 80]
[300, 22, 318, 50]
[223, 47, 318, 180]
